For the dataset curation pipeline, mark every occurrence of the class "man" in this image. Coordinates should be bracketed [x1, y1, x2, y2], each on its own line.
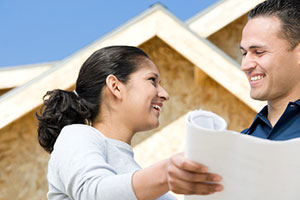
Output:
[240, 0, 300, 140]
[167, 0, 300, 196]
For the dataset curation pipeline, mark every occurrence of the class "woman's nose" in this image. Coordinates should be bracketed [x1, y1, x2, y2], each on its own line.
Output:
[158, 85, 169, 101]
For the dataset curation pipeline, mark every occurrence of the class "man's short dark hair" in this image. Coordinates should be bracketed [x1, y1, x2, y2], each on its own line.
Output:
[249, 0, 300, 49]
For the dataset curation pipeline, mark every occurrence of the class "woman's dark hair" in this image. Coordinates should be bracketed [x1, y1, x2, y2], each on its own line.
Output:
[36, 46, 149, 153]
[249, 0, 300, 49]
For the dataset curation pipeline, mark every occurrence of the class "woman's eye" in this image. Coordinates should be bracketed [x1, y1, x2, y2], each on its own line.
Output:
[149, 77, 156, 82]
[149, 77, 157, 87]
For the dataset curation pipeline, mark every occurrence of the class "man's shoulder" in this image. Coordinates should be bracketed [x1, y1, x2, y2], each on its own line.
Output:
[240, 128, 249, 134]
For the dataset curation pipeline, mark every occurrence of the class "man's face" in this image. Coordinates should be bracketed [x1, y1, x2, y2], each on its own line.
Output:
[240, 16, 300, 103]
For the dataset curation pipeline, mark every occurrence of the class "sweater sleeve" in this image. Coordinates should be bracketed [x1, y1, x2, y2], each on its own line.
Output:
[47, 125, 138, 200]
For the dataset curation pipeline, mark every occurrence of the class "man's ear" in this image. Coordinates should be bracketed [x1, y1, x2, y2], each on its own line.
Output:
[297, 43, 300, 66]
[106, 75, 122, 99]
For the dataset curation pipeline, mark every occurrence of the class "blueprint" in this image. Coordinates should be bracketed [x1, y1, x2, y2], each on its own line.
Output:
[185, 110, 300, 200]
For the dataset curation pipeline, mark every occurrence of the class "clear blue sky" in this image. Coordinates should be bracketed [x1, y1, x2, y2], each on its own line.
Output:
[0, 0, 219, 67]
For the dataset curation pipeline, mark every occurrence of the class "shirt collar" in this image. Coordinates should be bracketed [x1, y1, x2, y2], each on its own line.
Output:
[256, 105, 271, 125]
[247, 98, 300, 132]
[294, 99, 300, 106]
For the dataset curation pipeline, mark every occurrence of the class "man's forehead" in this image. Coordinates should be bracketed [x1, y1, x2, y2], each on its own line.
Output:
[243, 17, 281, 34]
[240, 17, 282, 48]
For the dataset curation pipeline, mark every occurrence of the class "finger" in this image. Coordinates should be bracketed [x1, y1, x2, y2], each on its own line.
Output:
[170, 153, 208, 173]
[168, 161, 222, 183]
[172, 167, 222, 183]
[168, 177, 223, 195]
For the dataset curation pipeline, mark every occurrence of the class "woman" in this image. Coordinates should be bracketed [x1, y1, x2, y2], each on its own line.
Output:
[37, 46, 223, 200]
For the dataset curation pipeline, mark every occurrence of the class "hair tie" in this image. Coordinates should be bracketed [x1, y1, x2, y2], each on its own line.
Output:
[73, 90, 80, 98]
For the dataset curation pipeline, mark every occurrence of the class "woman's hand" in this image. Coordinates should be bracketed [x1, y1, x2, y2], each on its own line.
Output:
[167, 152, 223, 195]
[132, 153, 223, 200]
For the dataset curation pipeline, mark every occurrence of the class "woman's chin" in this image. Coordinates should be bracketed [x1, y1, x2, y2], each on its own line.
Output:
[140, 121, 160, 132]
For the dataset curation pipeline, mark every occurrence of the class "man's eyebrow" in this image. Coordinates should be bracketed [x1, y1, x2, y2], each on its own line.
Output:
[239, 45, 266, 50]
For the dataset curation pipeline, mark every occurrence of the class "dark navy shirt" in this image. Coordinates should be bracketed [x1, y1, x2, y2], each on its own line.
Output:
[242, 99, 300, 140]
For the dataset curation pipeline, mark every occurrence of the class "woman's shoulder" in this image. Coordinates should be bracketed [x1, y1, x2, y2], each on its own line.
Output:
[53, 124, 107, 152]
[50, 124, 109, 167]
[61, 124, 105, 139]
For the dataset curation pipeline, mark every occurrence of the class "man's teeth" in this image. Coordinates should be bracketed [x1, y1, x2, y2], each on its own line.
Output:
[250, 75, 264, 81]
[153, 105, 161, 111]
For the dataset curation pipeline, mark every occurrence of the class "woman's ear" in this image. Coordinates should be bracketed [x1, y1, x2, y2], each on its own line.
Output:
[106, 75, 122, 99]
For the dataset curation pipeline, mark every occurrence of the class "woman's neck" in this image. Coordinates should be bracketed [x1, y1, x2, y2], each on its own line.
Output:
[93, 119, 134, 145]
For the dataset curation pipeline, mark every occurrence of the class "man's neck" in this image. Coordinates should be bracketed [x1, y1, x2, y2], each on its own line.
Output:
[267, 101, 287, 127]
[267, 96, 299, 127]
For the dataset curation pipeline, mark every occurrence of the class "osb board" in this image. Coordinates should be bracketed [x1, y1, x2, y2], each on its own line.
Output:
[0, 108, 49, 200]
[207, 13, 248, 64]
[132, 36, 256, 145]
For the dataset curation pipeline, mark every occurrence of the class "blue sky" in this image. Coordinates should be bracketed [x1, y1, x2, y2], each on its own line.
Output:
[0, 0, 219, 67]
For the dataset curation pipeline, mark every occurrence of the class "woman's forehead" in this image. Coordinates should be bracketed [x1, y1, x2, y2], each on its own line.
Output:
[137, 59, 159, 73]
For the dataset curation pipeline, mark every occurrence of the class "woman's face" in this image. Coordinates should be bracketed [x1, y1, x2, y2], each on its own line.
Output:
[121, 58, 169, 132]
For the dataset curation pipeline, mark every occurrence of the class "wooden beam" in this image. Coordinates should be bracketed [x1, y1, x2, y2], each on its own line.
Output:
[187, 0, 264, 38]
[0, 62, 56, 89]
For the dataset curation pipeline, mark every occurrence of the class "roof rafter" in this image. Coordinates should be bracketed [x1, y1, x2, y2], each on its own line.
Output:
[187, 0, 264, 38]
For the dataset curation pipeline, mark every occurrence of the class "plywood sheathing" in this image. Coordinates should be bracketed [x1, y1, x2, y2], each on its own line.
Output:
[208, 13, 248, 64]
[0, 109, 49, 200]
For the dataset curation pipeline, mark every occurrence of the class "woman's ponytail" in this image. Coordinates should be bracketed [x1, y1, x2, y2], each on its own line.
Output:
[36, 89, 91, 153]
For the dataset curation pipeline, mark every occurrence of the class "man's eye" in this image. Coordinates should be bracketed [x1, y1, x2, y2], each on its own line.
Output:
[255, 50, 264, 55]
[241, 51, 247, 56]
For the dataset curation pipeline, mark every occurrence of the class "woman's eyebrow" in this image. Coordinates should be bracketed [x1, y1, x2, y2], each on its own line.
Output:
[146, 72, 159, 78]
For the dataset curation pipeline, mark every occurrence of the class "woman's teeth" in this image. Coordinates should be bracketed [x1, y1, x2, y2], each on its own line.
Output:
[152, 105, 161, 111]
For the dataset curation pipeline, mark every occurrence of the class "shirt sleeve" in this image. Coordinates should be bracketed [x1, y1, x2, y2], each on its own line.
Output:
[157, 192, 178, 200]
[47, 125, 138, 200]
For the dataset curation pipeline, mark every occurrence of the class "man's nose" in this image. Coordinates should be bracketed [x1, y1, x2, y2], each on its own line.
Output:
[241, 54, 256, 72]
